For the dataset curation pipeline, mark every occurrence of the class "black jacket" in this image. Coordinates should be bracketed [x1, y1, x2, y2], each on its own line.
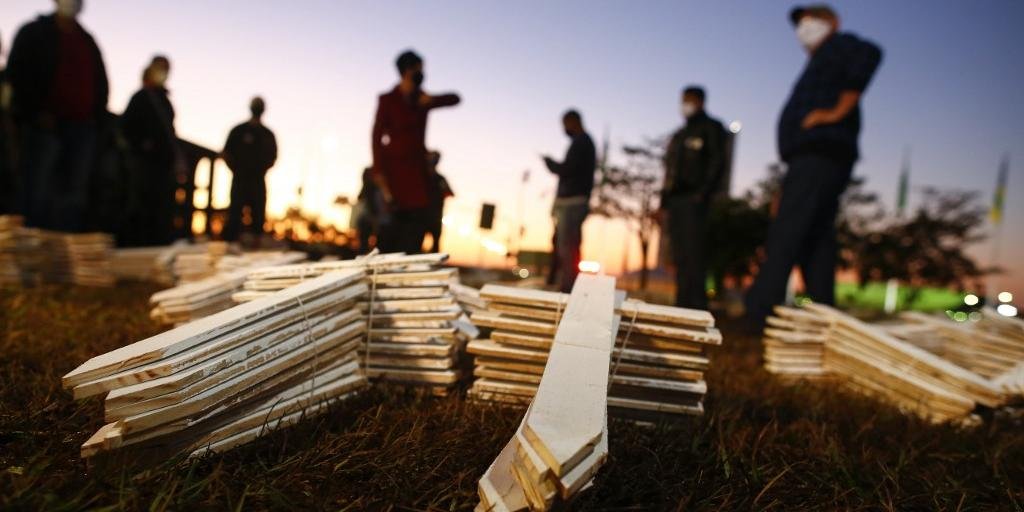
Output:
[121, 87, 177, 164]
[777, 32, 882, 163]
[545, 132, 596, 199]
[223, 122, 277, 176]
[7, 14, 108, 122]
[662, 111, 727, 206]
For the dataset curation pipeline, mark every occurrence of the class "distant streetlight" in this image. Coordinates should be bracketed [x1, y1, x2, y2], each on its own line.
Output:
[996, 304, 1018, 317]
[963, 294, 980, 306]
[998, 291, 1014, 303]
[729, 120, 743, 134]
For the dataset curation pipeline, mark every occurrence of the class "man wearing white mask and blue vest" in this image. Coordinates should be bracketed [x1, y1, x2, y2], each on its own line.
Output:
[746, 4, 882, 324]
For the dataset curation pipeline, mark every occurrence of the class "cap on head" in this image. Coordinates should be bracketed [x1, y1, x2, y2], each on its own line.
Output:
[683, 85, 706, 103]
[789, 4, 837, 25]
[396, 50, 423, 75]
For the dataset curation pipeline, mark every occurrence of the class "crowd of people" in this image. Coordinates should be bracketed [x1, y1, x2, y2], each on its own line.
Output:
[0, 1, 882, 327]
[0, 0, 278, 248]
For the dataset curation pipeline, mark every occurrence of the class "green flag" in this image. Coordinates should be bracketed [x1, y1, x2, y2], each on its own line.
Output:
[990, 156, 1009, 224]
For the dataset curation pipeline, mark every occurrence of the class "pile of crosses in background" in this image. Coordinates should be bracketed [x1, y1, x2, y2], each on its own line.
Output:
[236, 253, 471, 395]
[0, 215, 114, 287]
[148, 248, 306, 326]
[467, 284, 719, 418]
[64, 270, 369, 458]
[762, 303, 1020, 423]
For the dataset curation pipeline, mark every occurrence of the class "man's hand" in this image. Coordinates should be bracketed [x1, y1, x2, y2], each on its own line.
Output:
[801, 108, 839, 129]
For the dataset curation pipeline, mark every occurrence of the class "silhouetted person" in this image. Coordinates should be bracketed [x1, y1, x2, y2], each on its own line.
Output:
[354, 167, 388, 254]
[121, 55, 181, 245]
[223, 97, 277, 245]
[372, 50, 460, 254]
[7, 0, 109, 230]
[425, 150, 453, 253]
[543, 110, 596, 293]
[0, 34, 14, 215]
[660, 86, 726, 310]
[746, 4, 882, 324]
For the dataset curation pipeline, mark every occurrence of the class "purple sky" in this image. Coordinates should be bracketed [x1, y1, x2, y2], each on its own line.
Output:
[2, 0, 1022, 298]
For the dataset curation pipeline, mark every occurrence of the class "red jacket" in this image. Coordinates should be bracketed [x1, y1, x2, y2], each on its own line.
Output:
[371, 86, 459, 210]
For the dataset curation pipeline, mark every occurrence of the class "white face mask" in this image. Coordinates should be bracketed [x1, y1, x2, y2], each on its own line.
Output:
[681, 102, 698, 119]
[796, 17, 832, 51]
[56, 0, 83, 18]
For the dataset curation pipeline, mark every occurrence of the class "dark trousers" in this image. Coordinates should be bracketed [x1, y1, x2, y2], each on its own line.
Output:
[426, 205, 443, 253]
[19, 120, 97, 231]
[224, 173, 267, 241]
[379, 207, 430, 255]
[746, 154, 853, 322]
[667, 195, 709, 309]
[553, 202, 588, 293]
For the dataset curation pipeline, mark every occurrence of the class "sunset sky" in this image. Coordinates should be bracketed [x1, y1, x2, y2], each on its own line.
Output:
[2, 0, 1022, 298]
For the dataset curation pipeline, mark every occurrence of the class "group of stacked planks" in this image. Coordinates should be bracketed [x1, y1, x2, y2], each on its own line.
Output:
[64, 270, 370, 458]
[235, 253, 467, 395]
[149, 251, 306, 326]
[477, 274, 616, 511]
[761, 306, 831, 379]
[171, 241, 232, 283]
[896, 310, 1024, 395]
[762, 303, 1005, 423]
[0, 215, 38, 285]
[467, 284, 719, 418]
[111, 246, 179, 284]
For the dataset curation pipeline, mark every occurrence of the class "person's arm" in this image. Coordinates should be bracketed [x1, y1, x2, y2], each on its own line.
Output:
[221, 127, 238, 169]
[266, 130, 278, 171]
[419, 92, 461, 110]
[370, 96, 393, 203]
[698, 123, 727, 201]
[802, 37, 883, 129]
[91, 35, 109, 116]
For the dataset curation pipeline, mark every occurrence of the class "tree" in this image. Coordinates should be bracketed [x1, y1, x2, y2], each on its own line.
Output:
[591, 138, 664, 290]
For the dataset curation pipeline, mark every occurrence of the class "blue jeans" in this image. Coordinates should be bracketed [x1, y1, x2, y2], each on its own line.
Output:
[20, 120, 97, 231]
[553, 200, 588, 293]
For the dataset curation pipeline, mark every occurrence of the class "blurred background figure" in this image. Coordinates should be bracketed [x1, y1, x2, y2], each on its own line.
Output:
[353, 166, 388, 254]
[0, 33, 15, 215]
[223, 96, 277, 247]
[425, 149, 453, 253]
[660, 85, 727, 309]
[7, 0, 109, 230]
[543, 109, 595, 293]
[745, 4, 882, 325]
[120, 55, 180, 245]
[372, 49, 460, 254]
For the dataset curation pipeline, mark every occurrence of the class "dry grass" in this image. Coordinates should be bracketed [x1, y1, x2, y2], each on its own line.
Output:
[1, 283, 1022, 511]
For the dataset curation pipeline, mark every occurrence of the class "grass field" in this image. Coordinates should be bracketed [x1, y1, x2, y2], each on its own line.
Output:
[1, 283, 1022, 511]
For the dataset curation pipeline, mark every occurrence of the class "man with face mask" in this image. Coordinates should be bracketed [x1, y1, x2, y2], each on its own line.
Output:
[660, 86, 727, 309]
[223, 97, 277, 247]
[542, 110, 596, 293]
[746, 4, 882, 325]
[371, 49, 461, 254]
[120, 55, 181, 246]
[7, 0, 109, 230]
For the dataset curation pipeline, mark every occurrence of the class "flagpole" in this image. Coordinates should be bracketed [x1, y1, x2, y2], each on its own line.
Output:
[988, 154, 1010, 300]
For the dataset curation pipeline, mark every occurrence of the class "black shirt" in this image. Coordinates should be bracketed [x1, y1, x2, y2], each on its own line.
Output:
[223, 121, 277, 176]
[777, 32, 882, 163]
[545, 131, 596, 199]
[662, 110, 727, 205]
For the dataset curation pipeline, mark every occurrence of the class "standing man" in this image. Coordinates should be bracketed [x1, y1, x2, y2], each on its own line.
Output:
[7, 0, 109, 230]
[746, 4, 882, 324]
[424, 150, 453, 253]
[121, 55, 180, 245]
[543, 110, 596, 293]
[371, 50, 460, 254]
[660, 86, 727, 309]
[223, 96, 277, 246]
